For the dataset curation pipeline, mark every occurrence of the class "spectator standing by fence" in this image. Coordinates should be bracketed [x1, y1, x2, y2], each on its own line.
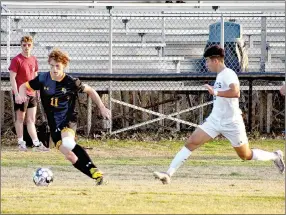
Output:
[9, 35, 49, 151]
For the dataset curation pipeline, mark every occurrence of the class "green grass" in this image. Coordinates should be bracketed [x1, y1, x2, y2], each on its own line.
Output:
[1, 154, 276, 168]
[2, 139, 283, 167]
[1, 138, 285, 214]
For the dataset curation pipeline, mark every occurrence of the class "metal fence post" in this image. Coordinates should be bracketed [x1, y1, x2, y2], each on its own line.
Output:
[6, 9, 15, 124]
[108, 6, 113, 134]
[161, 10, 166, 57]
[87, 95, 92, 136]
[260, 16, 267, 72]
[220, 13, 224, 49]
[248, 79, 253, 132]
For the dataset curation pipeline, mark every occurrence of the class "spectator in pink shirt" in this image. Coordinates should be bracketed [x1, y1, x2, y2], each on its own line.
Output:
[9, 35, 49, 151]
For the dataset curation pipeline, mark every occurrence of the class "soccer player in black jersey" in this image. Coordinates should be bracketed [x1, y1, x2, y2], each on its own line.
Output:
[17, 49, 111, 185]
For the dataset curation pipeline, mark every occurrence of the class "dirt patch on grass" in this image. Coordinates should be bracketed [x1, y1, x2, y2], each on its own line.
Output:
[1, 161, 284, 214]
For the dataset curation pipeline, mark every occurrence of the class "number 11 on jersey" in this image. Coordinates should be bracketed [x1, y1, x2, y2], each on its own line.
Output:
[50, 97, 59, 107]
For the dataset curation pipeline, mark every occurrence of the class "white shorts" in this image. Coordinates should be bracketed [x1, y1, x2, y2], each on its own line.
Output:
[198, 115, 248, 147]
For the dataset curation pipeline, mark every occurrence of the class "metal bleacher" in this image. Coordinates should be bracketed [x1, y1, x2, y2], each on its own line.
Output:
[1, 1, 285, 135]
[1, 2, 285, 75]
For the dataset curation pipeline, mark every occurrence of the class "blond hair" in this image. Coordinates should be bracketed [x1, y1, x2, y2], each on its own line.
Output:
[48, 49, 70, 67]
[20, 36, 33, 44]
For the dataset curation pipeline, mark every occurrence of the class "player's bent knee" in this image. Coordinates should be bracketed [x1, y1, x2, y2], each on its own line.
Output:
[26, 117, 35, 124]
[186, 136, 200, 146]
[185, 139, 198, 151]
[16, 111, 25, 122]
[65, 151, 77, 163]
[62, 136, 76, 151]
[16, 116, 25, 123]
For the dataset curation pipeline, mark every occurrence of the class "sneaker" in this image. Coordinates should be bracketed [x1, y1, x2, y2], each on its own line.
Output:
[18, 140, 28, 152]
[32, 142, 50, 152]
[90, 168, 106, 185]
[153, 171, 171, 184]
[273, 150, 285, 174]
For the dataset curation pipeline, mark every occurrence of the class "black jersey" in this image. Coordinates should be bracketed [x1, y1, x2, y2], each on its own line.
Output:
[26, 72, 85, 130]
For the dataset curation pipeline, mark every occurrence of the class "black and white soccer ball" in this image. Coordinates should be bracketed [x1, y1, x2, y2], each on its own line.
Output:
[33, 167, 54, 186]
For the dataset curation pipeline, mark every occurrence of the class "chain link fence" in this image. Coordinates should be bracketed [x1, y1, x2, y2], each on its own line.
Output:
[1, 8, 285, 139]
[1, 11, 285, 74]
[1, 74, 285, 137]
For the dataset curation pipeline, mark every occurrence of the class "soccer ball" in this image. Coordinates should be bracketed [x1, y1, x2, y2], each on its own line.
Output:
[33, 167, 54, 186]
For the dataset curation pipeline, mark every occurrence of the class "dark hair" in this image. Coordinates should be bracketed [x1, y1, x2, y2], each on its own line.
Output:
[203, 45, 225, 58]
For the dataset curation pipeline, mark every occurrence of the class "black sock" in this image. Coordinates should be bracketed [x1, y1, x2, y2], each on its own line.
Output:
[72, 144, 98, 178]
[73, 159, 92, 177]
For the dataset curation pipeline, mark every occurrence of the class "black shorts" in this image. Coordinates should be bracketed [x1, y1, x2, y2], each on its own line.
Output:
[13, 95, 37, 112]
[50, 121, 77, 147]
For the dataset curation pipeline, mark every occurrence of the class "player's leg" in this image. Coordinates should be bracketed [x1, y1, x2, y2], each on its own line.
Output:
[26, 96, 38, 144]
[233, 144, 285, 174]
[222, 117, 285, 174]
[55, 123, 104, 185]
[167, 127, 214, 176]
[14, 95, 27, 151]
[26, 96, 48, 151]
[154, 117, 219, 184]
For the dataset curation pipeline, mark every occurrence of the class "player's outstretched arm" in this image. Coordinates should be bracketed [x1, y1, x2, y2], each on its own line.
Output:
[204, 83, 240, 98]
[83, 84, 111, 119]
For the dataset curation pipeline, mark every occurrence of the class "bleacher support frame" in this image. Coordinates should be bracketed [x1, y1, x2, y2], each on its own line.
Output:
[1, 72, 284, 135]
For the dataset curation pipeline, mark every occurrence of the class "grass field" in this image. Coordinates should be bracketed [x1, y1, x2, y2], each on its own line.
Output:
[1, 138, 285, 214]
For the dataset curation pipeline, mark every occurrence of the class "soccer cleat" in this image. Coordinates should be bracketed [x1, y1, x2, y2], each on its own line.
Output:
[32, 142, 50, 152]
[18, 140, 28, 152]
[90, 168, 105, 185]
[153, 171, 171, 184]
[273, 150, 285, 174]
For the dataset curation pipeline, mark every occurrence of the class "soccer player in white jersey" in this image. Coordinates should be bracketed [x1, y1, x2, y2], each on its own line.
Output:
[153, 45, 285, 184]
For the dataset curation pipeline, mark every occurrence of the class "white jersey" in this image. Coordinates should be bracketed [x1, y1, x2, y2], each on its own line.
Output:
[209, 67, 242, 121]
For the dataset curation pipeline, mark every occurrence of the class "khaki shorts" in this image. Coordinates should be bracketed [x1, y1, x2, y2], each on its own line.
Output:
[198, 115, 248, 147]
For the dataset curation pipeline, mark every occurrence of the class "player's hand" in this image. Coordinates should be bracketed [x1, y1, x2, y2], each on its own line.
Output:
[15, 94, 27, 104]
[14, 94, 22, 104]
[19, 92, 28, 103]
[100, 106, 111, 120]
[203, 84, 215, 95]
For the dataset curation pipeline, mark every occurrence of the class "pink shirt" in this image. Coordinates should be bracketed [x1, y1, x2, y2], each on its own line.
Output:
[9, 53, 38, 96]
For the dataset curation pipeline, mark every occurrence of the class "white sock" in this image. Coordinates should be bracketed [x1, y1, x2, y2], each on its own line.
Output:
[251, 149, 277, 161]
[17, 137, 23, 143]
[167, 146, 192, 176]
[33, 139, 40, 147]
